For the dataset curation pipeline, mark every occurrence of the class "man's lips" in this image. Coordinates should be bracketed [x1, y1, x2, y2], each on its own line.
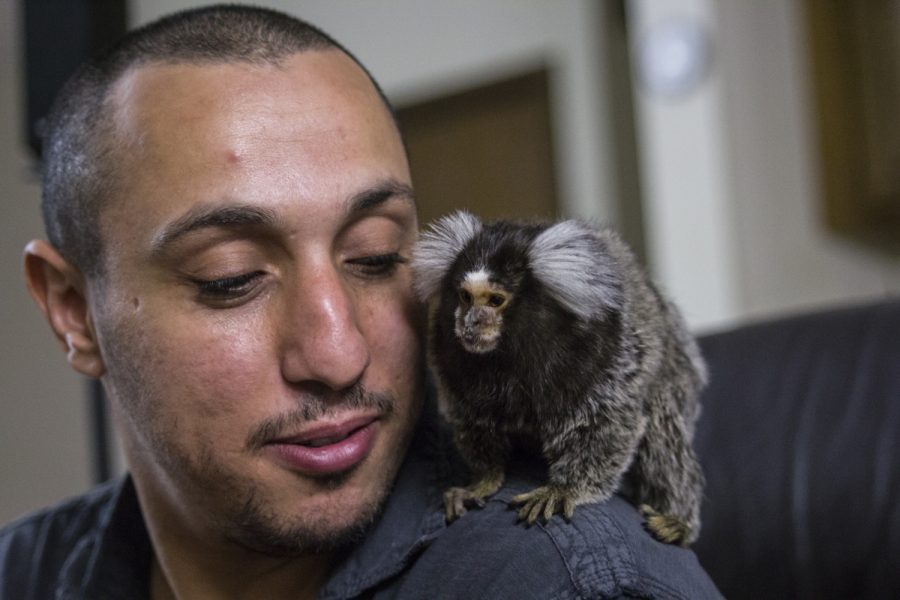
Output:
[264, 414, 380, 476]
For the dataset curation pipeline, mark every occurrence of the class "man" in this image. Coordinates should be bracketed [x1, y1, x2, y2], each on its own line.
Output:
[1, 5, 722, 598]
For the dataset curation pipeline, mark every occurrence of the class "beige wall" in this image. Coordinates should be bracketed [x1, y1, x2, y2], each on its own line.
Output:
[720, 0, 900, 323]
[630, 0, 900, 332]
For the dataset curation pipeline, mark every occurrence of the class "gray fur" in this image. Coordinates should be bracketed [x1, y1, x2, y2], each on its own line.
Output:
[411, 210, 482, 302]
[528, 220, 624, 319]
[414, 211, 707, 546]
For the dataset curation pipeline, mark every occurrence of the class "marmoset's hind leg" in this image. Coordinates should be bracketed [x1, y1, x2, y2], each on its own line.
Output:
[631, 411, 704, 546]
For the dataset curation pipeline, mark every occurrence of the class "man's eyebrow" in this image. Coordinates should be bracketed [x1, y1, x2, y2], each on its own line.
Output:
[151, 204, 279, 253]
[150, 181, 415, 253]
[347, 179, 416, 215]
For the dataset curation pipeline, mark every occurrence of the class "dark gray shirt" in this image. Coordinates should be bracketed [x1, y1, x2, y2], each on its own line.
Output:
[0, 403, 722, 599]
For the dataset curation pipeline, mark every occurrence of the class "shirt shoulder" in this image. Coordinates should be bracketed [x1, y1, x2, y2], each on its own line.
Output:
[0, 480, 120, 599]
[390, 475, 723, 600]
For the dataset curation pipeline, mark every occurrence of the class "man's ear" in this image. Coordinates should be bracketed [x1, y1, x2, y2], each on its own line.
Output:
[23, 240, 105, 378]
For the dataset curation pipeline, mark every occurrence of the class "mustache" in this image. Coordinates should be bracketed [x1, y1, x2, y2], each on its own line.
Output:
[246, 385, 395, 450]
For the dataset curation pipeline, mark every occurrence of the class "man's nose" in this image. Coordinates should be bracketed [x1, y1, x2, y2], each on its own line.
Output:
[279, 263, 370, 392]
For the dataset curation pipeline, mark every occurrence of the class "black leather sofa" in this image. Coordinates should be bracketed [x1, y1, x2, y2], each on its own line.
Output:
[693, 300, 900, 599]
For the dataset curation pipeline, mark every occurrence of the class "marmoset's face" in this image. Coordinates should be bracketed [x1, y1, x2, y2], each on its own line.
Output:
[91, 50, 423, 554]
[453, 270, 513, 354]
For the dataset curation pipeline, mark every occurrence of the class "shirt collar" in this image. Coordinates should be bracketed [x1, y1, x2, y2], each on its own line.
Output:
[57, 477, 152, 599]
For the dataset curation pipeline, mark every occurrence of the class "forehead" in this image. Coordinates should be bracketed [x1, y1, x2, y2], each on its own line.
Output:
[107, 49, 401, 179]
[98, 50, 410, 260]
[110, 49, 389, 135]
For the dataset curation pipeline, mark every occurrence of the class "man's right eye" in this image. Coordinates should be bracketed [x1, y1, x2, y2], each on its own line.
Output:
[191, 271, 265, 301]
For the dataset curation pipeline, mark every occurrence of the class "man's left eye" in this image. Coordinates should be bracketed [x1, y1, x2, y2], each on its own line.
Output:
[347, 253, 406, 277]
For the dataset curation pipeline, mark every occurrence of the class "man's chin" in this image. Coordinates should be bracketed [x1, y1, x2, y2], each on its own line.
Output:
[223, 478, 390, 558]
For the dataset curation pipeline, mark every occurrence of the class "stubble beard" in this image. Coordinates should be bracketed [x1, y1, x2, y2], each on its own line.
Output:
[221, 464, 387, 558]
[101, 322, 415, 558]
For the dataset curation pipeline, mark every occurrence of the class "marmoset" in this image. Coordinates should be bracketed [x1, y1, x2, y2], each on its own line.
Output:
[411, 211, 706, 546]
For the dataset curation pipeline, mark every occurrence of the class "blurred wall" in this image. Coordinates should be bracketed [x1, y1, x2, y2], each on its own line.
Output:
[630, 0, 900, 331]
[0, 0, 91, 525]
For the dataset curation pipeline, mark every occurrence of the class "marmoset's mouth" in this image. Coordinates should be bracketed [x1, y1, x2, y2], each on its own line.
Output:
[459, 329, 500, 354]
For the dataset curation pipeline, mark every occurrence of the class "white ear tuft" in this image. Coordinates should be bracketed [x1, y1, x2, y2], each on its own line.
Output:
[527, 220, 623, 319]
[411, 210, 482, 301]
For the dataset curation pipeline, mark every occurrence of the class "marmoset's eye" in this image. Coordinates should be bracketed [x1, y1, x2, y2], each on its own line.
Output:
[487, 294, 507, 308]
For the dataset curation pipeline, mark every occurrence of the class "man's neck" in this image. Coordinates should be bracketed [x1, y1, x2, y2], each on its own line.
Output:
[148, 535, 333, 600]
[131, 472, 335, 600]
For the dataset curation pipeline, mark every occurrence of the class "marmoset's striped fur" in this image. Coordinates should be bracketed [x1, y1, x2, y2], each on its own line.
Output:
[411, 211, 706, 546]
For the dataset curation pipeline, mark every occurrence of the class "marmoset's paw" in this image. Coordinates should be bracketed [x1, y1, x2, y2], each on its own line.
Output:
[640, 504, 692, 546]
[443, 487, 467, 522]
[511, 485, 576, 525]
[443, 474, 504, 522]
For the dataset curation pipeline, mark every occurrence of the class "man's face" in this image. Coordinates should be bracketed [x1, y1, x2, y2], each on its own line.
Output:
[91, 50, 423, 554]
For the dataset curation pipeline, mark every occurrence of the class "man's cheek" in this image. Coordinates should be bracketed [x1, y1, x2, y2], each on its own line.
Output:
[373, 314, 420, 370]
[159, 329, 271, 417]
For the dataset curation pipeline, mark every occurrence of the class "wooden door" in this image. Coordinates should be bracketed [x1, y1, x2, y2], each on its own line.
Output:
[396, 69, 559, 227]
